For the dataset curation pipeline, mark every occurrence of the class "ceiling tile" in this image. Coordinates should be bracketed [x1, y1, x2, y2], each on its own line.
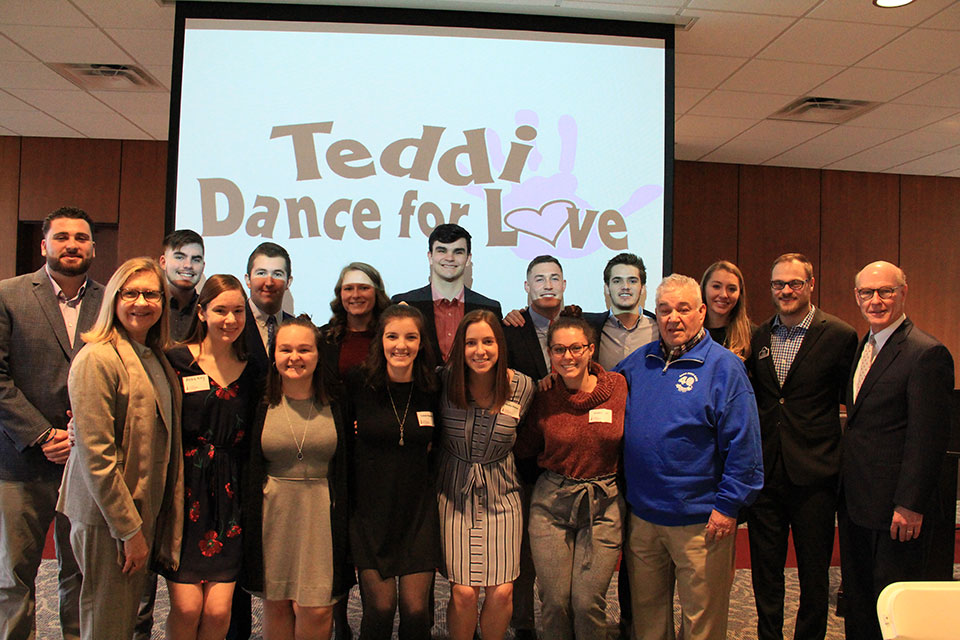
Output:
[8, 88, 113, 113]
[52, 111, 150, 139]
[764, 145, 851, 168]
[812, 67, 937, 102]
[69, 0, 176, 30]
[146, 64, 172, 90]
[0, 36, 34, 62]
[825, 146, 927, 172]
[858, 29, 960, 74]
[845, 103, 958, 130]
[921, 2, 960, 30]
[869, 125, 960, 153]
[90, 91, 169, 115]
[124, 111, 168, 140]
[0, 125, 15, 135]
[675, 53, 747, 89]
[0, 61, 79, 90]
[685, 0, 819, 17]
[943, 168, 960, 177]
[758, 19, 905, 66]
[2, 26, 133, 64]
[0, 90, 32, 111]
[675, 137, 726, 160]
[676, 10, 795, 57]
[0, 0, 94, 28]
[888, 147, 960, 175]
[765, 126, 903, 167]
[675, 87, 710, 114]
[720, 59, 843, 94]
[687, 90, 795, 119]
[809, 0, 956, 27]
[676, 114, 759, 138]
[105, 28, 174, 67]
[0, 110, 80, 137]
[920, 112, 960, 134]
[894, 74, 960, 107]
[702, 120, 834, 164]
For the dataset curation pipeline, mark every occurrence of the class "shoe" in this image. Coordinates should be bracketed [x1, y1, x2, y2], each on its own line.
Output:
[514, 630, 537, 640]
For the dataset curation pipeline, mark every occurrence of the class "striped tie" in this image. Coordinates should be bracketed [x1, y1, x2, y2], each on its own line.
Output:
[853, 335, 876, 403]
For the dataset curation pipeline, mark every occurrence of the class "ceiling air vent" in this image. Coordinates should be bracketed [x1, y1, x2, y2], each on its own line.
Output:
[47, 63, 163, 92]
[768, 96, 881, 125]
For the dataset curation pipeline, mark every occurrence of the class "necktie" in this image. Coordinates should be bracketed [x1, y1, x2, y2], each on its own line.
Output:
[266, 314, 277, 356]
[853, 335, 876, 403]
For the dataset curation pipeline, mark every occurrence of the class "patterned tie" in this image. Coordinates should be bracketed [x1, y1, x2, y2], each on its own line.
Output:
[853, 335, 877, 403]
[266, 314, 277, 356]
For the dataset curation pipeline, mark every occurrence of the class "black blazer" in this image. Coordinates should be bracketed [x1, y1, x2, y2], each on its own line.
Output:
[243, 305, 294, 372]
[841, 317, 955, 530]
[582, 309, 656, 363]
[391, 284, 502, 361]
[746, 308, 858, 487]
[503, 308, 549, 381]
[240, 398, 354, 598]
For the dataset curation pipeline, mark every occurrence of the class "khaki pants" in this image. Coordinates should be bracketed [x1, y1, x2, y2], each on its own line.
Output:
[625, 513, 735, 640]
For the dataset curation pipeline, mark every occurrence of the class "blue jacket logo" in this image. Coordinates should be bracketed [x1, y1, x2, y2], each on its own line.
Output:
[676, 372, 698, 393]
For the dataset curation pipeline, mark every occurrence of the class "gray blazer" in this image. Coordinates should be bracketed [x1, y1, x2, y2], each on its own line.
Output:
[0, 267, 103, 481]
[57, 333, 184, 571]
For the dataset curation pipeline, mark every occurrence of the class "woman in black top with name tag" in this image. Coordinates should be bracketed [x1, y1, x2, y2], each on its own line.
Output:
[345, 304, 441, 640]
[161, 274, 261, 640]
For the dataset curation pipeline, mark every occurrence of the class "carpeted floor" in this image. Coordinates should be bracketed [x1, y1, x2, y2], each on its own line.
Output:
[35, 562, 851, 639]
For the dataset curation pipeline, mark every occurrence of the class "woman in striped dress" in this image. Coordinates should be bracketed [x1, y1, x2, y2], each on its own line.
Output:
[436, 310, 535, 640]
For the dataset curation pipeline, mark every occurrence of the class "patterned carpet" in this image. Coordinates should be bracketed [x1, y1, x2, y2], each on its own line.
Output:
[34, 562, 851, 639]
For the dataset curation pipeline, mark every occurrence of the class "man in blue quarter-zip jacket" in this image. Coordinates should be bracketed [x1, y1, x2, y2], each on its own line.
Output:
[614, 273, 763, 640]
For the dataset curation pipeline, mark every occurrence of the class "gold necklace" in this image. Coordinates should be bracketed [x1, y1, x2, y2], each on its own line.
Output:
[387, 382, 414, 446]
[281, 396, 314, 461]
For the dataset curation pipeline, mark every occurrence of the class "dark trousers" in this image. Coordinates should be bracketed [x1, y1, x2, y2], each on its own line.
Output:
[747, 460, 837, 640]
[837, 501, 932, 640]
[511, 481, 537, 632]
[225, 587, 251, 640]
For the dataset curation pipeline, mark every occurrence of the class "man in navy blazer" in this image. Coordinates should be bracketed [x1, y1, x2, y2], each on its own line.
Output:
[0, 207, 103, 640]
[242, 242, 295, 372]
[746, 253, 858, 640]
[839, 260, 954, 640]
[391, 224, 501, 364]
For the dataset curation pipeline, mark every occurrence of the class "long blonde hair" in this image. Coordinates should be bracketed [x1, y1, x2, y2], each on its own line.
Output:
[82, 257, 171, 350]
[700, 260, 752, 361]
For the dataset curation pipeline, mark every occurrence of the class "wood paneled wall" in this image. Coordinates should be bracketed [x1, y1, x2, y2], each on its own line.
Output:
[0, 137, 957, 378]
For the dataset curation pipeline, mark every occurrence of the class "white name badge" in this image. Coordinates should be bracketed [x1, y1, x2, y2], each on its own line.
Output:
[589, 408, 613, 423]
[182, 374, 211, 393]
[416, 411, 434, 427]
[501, 401, 522, 420]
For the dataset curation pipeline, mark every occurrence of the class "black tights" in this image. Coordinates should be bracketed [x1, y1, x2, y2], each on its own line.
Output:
[358, 569, 433, 640]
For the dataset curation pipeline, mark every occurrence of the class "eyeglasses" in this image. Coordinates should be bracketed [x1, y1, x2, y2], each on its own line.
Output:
[549, 343, 590, 357]
[119, 289, 163, 302]
[770, 279, 809, 291]
[855, 286, 901, 302]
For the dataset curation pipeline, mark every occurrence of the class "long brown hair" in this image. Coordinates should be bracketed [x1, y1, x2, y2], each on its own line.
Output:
[362, 304, 438, 392]
[265, 314, 328, 407]
[700, 260, 752, 360]
[445, 310, 510, 412]
[184, 274, 248, 361]
[324, 262, 391, 342]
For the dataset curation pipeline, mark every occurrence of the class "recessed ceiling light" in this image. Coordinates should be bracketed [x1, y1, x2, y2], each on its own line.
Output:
[873, 0, 915, 7]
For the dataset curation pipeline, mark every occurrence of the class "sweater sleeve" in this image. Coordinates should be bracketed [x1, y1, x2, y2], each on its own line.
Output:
[712, 367, 764, 518]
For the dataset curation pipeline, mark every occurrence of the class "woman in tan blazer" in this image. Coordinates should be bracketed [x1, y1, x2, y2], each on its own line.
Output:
[57, 257, 184, 640]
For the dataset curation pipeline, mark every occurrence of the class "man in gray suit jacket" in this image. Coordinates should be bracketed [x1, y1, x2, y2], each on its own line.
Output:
[0, 207, 103, 640]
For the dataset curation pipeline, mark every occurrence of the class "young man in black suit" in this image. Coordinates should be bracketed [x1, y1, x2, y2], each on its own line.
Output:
[745, 253, 857, 640]
[839, 260, 954, 640]
[391, 224, 501, 363]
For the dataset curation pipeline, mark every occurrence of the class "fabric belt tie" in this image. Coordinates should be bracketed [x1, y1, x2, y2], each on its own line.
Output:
[448, 449, 511, 529]
[541, 469, 618, 569]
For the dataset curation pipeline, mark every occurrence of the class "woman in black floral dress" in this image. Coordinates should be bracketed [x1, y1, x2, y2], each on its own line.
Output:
[161, 274, 261, 640]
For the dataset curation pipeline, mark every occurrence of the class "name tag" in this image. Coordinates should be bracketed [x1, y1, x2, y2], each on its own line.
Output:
[501, 401, 522, 419]
[589, 408, 613, 423]
[416, 411, 434, 427]
[182, 374, 210, 393]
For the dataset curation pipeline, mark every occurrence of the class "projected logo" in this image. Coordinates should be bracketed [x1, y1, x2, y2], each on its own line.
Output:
[194, 111, 662, 256]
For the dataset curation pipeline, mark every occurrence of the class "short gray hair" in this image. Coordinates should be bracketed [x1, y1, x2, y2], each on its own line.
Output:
[656, 274, 702, 306]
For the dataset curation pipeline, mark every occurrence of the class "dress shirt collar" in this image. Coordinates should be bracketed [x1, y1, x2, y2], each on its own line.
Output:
[248, 298, 282, 327]
[870, 314, 906, 354]
[44, 264, 87, 303]
[431, 283, 464, 303]
[772, 304, 816, 332]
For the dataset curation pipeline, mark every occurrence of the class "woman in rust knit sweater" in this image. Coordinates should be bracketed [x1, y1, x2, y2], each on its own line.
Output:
[515, 307, 628, 640]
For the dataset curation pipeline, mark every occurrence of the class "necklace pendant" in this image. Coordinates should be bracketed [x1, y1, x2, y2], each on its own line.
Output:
[399, 436, 404, 446]
[297, 452, 304, 461]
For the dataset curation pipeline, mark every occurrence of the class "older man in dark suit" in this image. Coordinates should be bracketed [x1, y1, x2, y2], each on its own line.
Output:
[392, 224, 501, 363]
[0, 207, 103, 640]
[746, 253, 857, 640]
[839, 260, 954, 640]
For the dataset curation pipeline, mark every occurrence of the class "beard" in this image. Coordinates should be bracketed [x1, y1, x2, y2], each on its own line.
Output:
[47, 253, 92, 277]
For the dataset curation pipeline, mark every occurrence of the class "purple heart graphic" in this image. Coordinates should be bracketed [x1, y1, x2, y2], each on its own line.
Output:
[503, 199, 576, 247]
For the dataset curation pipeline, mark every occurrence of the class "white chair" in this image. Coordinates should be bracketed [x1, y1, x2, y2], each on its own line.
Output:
[877, 581, 960, 639]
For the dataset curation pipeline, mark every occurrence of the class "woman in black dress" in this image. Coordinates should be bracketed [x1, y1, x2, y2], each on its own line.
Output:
[162, 274, 261, 640]
[345, 304, 440, 640]
[700, 260, 753, 360]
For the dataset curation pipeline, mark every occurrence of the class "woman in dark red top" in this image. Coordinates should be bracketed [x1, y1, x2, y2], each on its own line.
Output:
[515, 308, 628, 640]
